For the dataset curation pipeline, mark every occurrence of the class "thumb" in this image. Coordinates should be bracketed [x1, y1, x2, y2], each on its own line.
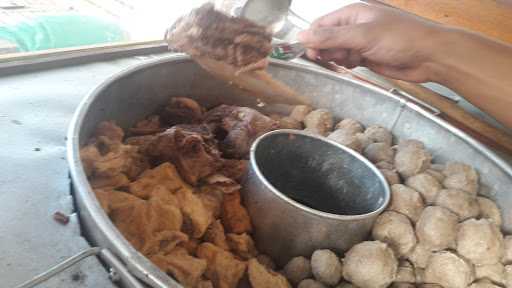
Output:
[297, 24, 370, 51]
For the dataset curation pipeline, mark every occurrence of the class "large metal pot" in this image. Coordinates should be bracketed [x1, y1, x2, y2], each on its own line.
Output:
[67, 54, 512, 288]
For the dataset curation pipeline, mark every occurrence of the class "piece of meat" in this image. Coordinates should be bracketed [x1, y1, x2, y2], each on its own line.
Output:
[203, 220, 230, 251]
[201, 174, 241, 194]
[166, 3, 271, 72]
[160, 97, 204, 126]
[94, 189, 184, 256]
[221, 191, 252, 234]
[150, 248, 207, 288]
[226, 233, 258, 260]
[219, 159, 248, 182]
[247, 258, 291, 288]
[205, 105, 278, 158]
[95, 121, 124, 142]
[149, 124, 222, 185]
[197, 243, 247, 288]
[124, 134, 157, 156]
[90, 174, 131, 190]
[129, 162, 189, 199]
[178, 238, 201, 256]
[198, 191, 224, 220]
[176, 187, 214, 239]
[130, 115, 165, 135]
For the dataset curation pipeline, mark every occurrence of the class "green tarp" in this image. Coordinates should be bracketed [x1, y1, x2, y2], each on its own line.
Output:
[0, 14, 128, 52]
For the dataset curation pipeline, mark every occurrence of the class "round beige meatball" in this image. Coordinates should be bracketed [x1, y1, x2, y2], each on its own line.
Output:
[502, 235, 512, 264]
[364, 125, 393, 146]
[442, 162, 479, 196]
[405, 173, 442, 204]
[388, 184, 425, 223]
[475, 262, 505, 285]
[284, 256, 312, 285]
[356, 133, 373, 149]
[279, 116, 303, 129]
[416, 206, 458, 251]
[372, 211, 417, 257]
[304, 109, 334, 136]
[478, 197, 502, 227]
[376, 161, 394, 170]
[298, 279, 328, 288]
[407, 244, 432, 269]
[328, 130, 363, 153]
[364, 142, 395, 163]
[380, 169, 401, 185]
[311, 249, 342, 286]
[424, 251, 474, 288]
[290, 105, 313, 122]
[434, 188, 480, 220]
[335, 119, 364, 135]
[394, 147, 432, 179]
[456, 218, 504, 265]
[335, 281, 359, 288]
[343, 241, 398, 288]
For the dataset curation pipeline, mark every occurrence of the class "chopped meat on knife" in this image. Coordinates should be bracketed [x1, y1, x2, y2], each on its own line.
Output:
[166, 3, 272, 73]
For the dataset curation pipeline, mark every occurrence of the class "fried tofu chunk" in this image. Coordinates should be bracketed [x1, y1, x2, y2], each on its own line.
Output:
[221, 191, 252, 234]
[197, 243, 247, 288]
[226, 233, 258, 260]
[150, 248, 207, 288]
[247, 258, 291, 288]
[203, 220, 230, 251]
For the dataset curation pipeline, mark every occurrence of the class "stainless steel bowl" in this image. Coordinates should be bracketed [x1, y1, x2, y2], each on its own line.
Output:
[244, 129, 390, 266]
[67, 55, 512, 288]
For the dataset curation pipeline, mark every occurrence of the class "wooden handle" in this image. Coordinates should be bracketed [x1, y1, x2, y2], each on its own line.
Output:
[387, 79, 512, 155]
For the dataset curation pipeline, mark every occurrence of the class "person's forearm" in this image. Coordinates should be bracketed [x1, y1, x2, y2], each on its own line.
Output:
[429, 27, 512, 128]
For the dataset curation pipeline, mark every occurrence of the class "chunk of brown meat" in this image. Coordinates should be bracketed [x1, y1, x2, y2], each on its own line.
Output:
[219, 159, 248, 182]
[221, 191, 252, 234]
[177, 187, 214, 239]
[226, 233, 258, 260]
[95, 120, 124, 142]
[205, 105, 278, 158]
[166, 3, 272, 71]
[124, 134, 157, 156]
[247, 258, 291, 288]
[130, 115, 165, 135]
[150, 248, 207, 288]
[149, 124, 222, 185]
[197, 243, 247, 288]
[160, 97, 204, 126]
[129, 162, 189, 199]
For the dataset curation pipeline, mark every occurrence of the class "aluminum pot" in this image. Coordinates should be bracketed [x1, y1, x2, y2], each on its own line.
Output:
[68, 54, 512, 288]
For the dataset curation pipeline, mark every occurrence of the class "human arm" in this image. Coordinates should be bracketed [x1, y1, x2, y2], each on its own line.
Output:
[297, 3, 512, 129]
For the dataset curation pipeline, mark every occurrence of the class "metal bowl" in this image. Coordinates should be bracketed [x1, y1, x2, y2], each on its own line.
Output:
[244, 129, 390, 266]
[67, 55, 512, 288]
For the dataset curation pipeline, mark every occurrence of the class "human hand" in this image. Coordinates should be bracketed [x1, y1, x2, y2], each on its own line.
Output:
[298, 3, 447, 83]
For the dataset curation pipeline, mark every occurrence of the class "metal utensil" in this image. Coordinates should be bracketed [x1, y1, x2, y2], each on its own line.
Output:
[242, 129, 390, 266]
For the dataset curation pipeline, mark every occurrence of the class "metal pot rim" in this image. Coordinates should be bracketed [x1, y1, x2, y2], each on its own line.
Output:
[249, 129, 391, 220]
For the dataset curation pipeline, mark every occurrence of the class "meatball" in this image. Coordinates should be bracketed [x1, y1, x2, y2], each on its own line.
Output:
[284, 256, 312, 285]
[395, 260, 415, 283]
[290, 105, 313, 122]
[279, 116, 303, 129]
[298, 279, 328, 288]
[456, 218, 504, 265]
[424, 251, 474, 288]
[343, 241, 398, 288]
[328, 129, 363, 153]
[304, 109, 334, 136]
[335, 119, 364, 135]
[405, 173, 441, 204]
[416, 206, 458, 251]
[406, 243, 432, 269]
[394, 147, 432, 179]
[387, 184, 425, 223]
[475, 263, 505, 285]
[364, 142, 395, 163]
[477, 197, 502, 227]
[371, 211, 417, 257]
[442, 162, 479, 196]
[397, 139, 425, 151]
[380, 169, 401, 185]
[311, 249, 342, 286]
[363, 125, 393, 146]
[434, 188, 480, 220]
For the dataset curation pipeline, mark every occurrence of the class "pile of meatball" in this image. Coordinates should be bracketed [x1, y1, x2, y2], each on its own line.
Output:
[275, 105, 512, 288]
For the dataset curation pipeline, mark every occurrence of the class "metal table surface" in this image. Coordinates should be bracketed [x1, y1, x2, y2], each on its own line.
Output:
[0, 53, 169, 288]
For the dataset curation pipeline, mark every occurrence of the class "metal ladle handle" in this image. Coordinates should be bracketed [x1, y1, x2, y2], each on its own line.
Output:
[13, 247, 144, 288]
